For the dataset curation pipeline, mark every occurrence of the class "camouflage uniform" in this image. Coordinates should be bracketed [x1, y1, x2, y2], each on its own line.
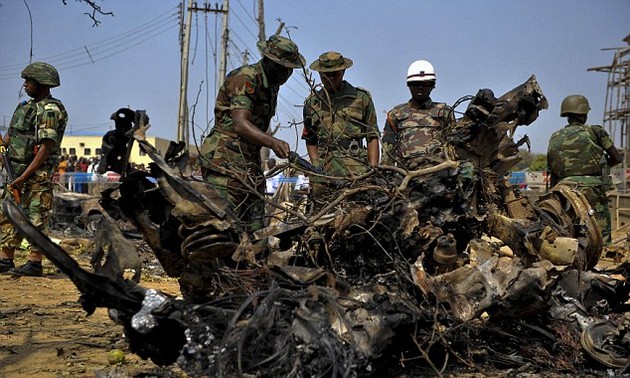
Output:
[302, 81, 378, 199]
[199, 61, 278, 232]
[381, 99, 455, 169]
[0, 95, 68, 251]
[547, 121, 615, 245]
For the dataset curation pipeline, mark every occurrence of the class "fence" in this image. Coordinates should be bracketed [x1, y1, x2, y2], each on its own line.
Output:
[52, 172, 121, 194]
[52, 172, 121, 185]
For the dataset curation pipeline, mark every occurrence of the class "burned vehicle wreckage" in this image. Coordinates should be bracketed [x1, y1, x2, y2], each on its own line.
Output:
[5, 76, 630, 376]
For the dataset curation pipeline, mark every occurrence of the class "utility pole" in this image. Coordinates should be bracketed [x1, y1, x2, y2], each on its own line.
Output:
[177, 0, 193, 147]
[218, 0, 230, 89]
[257, 0, 265, 42]
[178, 1, 228, 149]
[255, 0, 273, 168]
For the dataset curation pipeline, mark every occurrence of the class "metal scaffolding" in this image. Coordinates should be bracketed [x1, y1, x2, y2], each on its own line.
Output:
[590, 35, 630, 221]
[588, 34, 630, 153]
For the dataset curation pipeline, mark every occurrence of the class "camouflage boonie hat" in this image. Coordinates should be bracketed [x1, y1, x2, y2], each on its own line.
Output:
[310, 51, 353, 72]
[21, 62, 60, 87]
[257, 35, 305, 68]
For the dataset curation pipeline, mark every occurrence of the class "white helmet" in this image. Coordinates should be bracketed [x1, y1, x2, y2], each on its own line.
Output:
[406, 60, 436, 83]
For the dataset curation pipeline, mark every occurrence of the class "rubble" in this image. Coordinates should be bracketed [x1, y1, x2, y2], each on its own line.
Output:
[5, 75, 630, 376]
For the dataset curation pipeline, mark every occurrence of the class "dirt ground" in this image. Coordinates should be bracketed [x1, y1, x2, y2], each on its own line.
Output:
[0, 233, 186, 378]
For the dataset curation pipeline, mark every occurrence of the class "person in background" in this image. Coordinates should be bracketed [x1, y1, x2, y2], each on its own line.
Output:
[56, 155, 68, 187]
[66, 154, 76, 191]
[78, 156, 89, 193]
[264, 157, 281, 196]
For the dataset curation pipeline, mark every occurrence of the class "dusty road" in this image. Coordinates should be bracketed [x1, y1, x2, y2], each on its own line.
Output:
[0, 240, 185, 378]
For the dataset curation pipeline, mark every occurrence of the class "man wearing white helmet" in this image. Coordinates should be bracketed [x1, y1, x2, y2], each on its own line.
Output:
[381, 60, 455, 169]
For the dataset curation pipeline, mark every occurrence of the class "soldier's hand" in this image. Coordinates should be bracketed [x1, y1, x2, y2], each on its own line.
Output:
[11, 175, 25, 191]
[270, 139, 290, 159]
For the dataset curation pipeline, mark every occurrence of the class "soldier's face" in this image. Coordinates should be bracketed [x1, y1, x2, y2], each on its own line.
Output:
[408, 81, 435, 102]
[320, 70, 344, 92]
[23, 79, 42, 98]
[265, 60, 293, 86]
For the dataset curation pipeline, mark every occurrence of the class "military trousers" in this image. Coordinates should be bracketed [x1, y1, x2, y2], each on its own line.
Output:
[0, 169, 53, 252]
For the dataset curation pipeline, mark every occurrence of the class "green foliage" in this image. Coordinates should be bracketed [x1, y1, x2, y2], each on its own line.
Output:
[512, 149, 547, 171]
[529, 154, 548, 171]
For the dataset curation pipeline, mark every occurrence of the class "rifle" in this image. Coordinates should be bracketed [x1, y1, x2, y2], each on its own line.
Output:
[288, 151, 325, 175]
[0, 138, 21, 204]
[288, 151, 345, 188]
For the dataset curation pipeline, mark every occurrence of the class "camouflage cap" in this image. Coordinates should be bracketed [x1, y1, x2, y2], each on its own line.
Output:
[257, 35, 305, 69]
[309, 51, 353, 73]
[21, 62, 60, 87]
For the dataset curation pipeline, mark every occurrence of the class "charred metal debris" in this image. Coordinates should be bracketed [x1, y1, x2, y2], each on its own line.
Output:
[6, 76, 630, 377]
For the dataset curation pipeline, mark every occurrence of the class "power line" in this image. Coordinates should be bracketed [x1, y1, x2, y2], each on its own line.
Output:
[235, 0, 258, 25]
[230, 6, 258, 41]
[0, 19, 178, 80]
[0, 7, 179, 72]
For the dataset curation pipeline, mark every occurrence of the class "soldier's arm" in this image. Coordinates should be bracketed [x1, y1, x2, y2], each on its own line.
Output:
[381, 113, 397, 165]
[302, 98, 319, 165]
[306, 144, 319, 166]
[232, 108, 290, 158]
[361, 96, 380, 166]
[594, 125, 623, 168]
[549, 171, 559, 187]
[11, 138, 54, 190]
[606, 146, 622, 167]
[367, 138, 379, 166]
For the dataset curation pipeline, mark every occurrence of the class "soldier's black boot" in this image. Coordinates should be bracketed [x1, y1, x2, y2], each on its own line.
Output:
[0, 259, 15, 274]
[10, 260, 43, 277]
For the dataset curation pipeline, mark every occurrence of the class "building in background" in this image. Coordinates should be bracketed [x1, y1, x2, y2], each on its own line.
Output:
[60, 135, 173, 167]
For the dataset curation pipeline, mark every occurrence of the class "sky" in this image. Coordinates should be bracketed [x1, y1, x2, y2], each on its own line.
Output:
[0, 0, 628, 157]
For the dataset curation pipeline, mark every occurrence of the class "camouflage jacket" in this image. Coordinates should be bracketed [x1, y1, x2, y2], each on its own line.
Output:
[7, 95, 68, 176]
[547, 121, 614, 185]
[199, 61, 278, 174]
[381, 99, 454, 165]
[302, 81, 378, 177]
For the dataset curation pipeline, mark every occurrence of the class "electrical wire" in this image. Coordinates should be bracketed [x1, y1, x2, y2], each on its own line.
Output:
[0, 7, 179, 72]
[0, 9, 178, 81]
[236, 0, 258, 25]
[231, 7, 258, 41]
[22, 0, 33, 64]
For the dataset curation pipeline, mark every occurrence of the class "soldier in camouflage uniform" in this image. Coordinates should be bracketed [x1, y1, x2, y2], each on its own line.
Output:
[198, 35, 304, 244]
[0, 62, 68, 277]
[547, 94, 622, 246]
[382, 60, 455, 169]
[302, 51, 379, 206]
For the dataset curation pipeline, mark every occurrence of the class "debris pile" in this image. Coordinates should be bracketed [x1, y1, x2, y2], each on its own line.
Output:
[6, 76, 630, 376]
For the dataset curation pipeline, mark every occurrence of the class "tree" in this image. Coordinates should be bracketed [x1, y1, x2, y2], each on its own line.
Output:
[62, 0, 114, 27]
[529, 154, 547, 171]
[512, 149, 546, 171]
